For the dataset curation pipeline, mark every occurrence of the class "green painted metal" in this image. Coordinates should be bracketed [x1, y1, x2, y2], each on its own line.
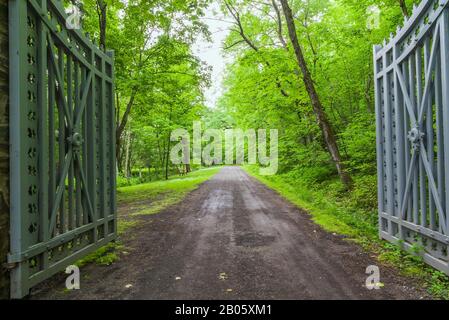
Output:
[374, 0, 449, 275]
[8, 0, 116, 298]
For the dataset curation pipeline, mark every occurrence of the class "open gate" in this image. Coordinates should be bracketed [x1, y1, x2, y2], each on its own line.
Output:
[374, 0, 449, 274]
[8, 0, 116, 298]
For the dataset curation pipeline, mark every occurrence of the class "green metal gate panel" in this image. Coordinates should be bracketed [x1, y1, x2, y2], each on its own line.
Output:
[8, 0, 116, 298]
[374, 0, 449, 274]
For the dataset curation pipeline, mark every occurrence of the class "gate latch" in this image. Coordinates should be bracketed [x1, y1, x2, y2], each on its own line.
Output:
[67, 132, 84, 149]
[408, 127, 424, 150]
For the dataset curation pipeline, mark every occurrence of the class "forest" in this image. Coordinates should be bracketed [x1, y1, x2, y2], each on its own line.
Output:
[71, 0, 408, 206]
[66, 0, 408, 227]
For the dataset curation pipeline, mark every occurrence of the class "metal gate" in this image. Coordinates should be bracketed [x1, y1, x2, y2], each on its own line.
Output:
[374, 0, 449, 274]
[8, 0, 116, 298]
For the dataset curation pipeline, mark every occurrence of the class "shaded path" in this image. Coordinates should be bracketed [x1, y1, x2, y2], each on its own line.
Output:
[33, 167, 428, 300]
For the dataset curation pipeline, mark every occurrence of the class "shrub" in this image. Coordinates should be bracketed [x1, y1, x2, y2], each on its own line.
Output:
[349, 174, 378, 211]
[340, 112, 377, 175]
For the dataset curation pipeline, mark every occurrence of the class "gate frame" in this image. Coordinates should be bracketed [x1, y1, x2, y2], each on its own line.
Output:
[8, 0, 117, 298]
[374, 0, 449, 275]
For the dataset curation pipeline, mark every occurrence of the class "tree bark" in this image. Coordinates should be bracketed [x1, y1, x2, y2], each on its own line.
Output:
[271, 0, 288, 49]
[96, 0, 107, 50]
[115, 89, 137, 166]
[279, 0, 353, 189]
[124, 130, 132, 178]
[165, 132, 171, 180]
[398, 0, 409, 17]
[165, 106, 173, 180]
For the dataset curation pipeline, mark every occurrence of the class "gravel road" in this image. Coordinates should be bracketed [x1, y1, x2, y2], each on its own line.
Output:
[33, 166, 429, 300]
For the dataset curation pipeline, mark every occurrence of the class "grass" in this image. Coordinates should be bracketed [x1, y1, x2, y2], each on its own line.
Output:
[76, 242, 123, 267]
[243, 165, 449, 299]
[117, 220, 139, 235]
[117, 166, 221, 214]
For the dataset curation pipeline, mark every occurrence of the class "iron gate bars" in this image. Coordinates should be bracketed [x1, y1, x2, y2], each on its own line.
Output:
[374, 0, 449, 274]
[8, 0, 116, 298]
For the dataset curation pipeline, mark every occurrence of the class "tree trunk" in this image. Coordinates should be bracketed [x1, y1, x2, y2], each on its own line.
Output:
[96, 0, 107, 50]
[280, 0, 353, 189]
[271, 0, 288, 49]
[165, 132, 171, 180]
[165, 106, 173, 180]
[124, 130, 132, 178]
[398, 0, 409, 17]
[116, 90, 137, 168]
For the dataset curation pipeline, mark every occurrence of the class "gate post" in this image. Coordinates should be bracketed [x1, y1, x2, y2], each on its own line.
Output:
[0, 0, 9, 300]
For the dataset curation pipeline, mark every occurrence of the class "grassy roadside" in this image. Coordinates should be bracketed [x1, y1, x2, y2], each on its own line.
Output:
[77, 167, 221, 267]
[117, 166, 222, 214]
[243, 165, 449, 299]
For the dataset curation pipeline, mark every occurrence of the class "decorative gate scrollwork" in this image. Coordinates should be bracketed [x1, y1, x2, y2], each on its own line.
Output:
[375, 0, 449, 274]
[8, 0, 116, 298]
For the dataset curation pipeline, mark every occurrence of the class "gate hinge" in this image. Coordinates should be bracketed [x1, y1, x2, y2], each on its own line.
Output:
[2, 262, 18, 271]
[7, 252, 25, 264]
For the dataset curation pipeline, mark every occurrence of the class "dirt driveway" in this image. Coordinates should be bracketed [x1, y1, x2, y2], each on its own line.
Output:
[32, 166, 429, 299]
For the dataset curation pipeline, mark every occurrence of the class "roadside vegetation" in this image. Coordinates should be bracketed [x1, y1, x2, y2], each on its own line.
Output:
[116, 167, 221, 215]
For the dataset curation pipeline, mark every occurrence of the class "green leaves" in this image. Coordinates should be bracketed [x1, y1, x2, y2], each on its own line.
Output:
[219, 0, 408, 176]
[79, 0, 211, 175]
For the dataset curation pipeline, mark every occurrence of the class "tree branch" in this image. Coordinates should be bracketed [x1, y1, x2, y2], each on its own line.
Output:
[398, 0, 409, 17]
[271, 0, 288, 49]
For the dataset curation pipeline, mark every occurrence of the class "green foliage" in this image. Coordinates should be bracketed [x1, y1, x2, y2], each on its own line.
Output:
[340, 113, 377, 175]
[77, 0, 211, 178]
[349, 174, 378, 211]
[219, 0, 399, 181]
[117, 175, 148, 188]
[117, 167, 221, 204]
[76, 243, 122, 267]
[428, 271, 449, 298]
[117, 220, 139, 236]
